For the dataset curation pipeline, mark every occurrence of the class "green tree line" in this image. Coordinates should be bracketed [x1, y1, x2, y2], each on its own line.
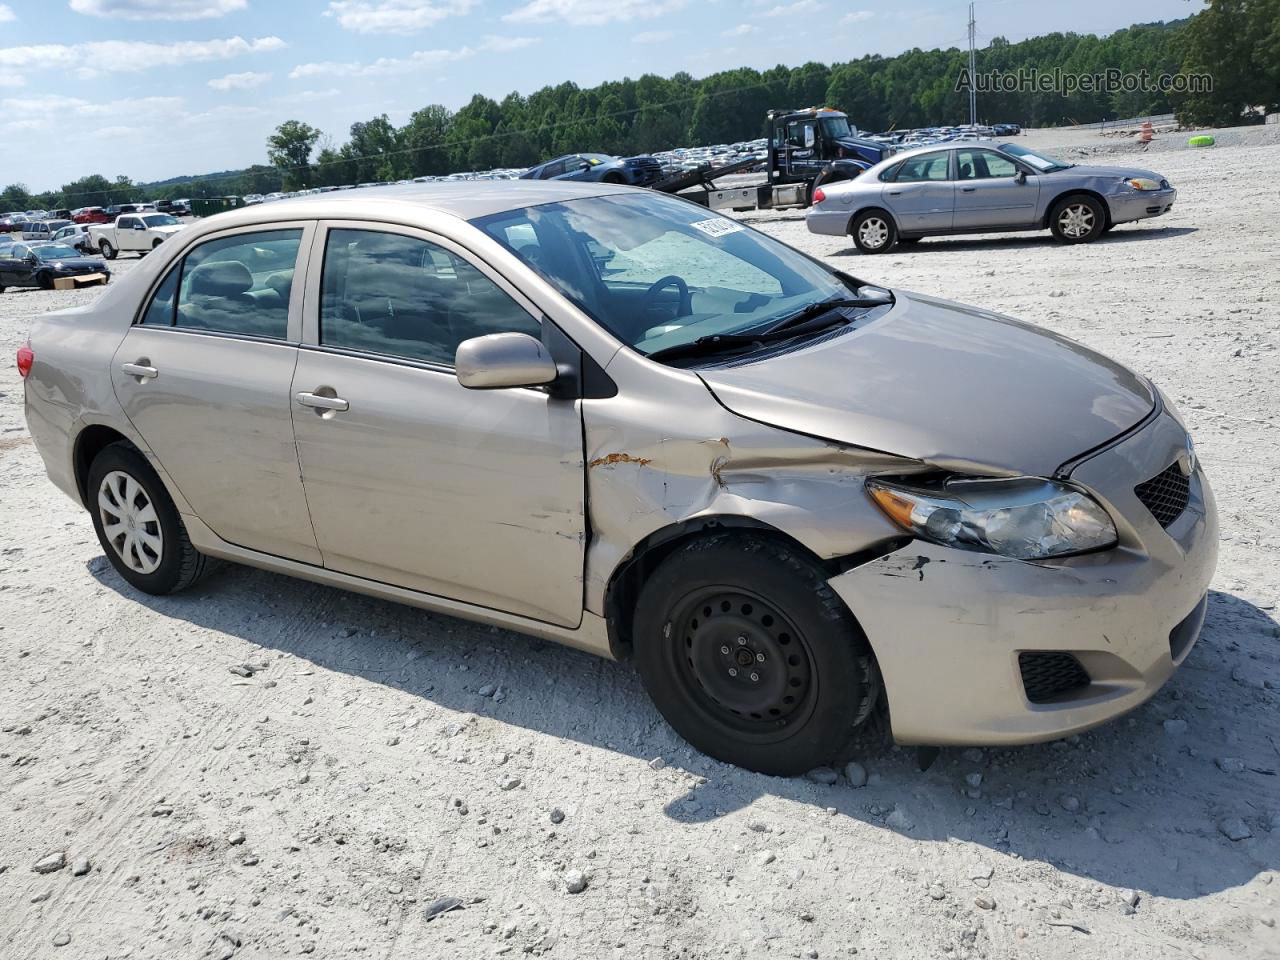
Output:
[6, 1, 1276, 211]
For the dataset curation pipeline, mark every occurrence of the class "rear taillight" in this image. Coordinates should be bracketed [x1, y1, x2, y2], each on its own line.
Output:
[16, 344, 33, 378]
[812, 188, 826, 204]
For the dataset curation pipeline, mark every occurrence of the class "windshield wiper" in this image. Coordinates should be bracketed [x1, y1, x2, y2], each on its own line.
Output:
[760, 293, 892, 335]
[645, 294, 891, 366]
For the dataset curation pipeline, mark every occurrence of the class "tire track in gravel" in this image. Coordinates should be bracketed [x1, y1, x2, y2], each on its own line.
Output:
[6, 580, 344, 953]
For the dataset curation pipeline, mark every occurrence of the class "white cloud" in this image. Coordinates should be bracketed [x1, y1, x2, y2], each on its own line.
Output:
[289, 35, 535, 79]
[757, 0, 824, 16]
[721, 23, 757, 37]
[0, 4, 15, 23]
[0, 36, 286, 77]
[289, 88, 341, 101]
[209, 70, 271, 90]
[0, 95, 184, 136]
[632, 30, 672, 43]
[0, 73, 23, 87]
[504, 0, 686, 26]
[841, 9, 873, 24]
[325, 0, 476, 33]
[70, 0, 247, 19]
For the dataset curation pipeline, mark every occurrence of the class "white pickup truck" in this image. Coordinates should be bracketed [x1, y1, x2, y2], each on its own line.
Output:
[87, 213, 185, 260]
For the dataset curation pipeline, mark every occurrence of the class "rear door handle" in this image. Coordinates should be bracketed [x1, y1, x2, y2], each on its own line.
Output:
[888, 190, 902, 196]
[961, 187, 976, 192]
[121, 362, 157, 379]
[295, 391, 349, 412]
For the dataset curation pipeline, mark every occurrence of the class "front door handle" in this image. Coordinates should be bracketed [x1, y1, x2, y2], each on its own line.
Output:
[888, 190, 902, 196]
[121, 361, 158, 379]
[295, 391, 349, 412]
[961, 187, 976, 192]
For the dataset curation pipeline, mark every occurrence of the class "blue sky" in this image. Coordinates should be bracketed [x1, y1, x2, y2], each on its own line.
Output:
[0, 0, 1203, 191]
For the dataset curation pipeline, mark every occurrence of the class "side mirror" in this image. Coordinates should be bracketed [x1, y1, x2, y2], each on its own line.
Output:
[1014, 170, 1027, 185]
[455, 332, 558, 390]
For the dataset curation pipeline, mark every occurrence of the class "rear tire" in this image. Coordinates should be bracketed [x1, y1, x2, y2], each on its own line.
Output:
[633, 534, 880, 776]
[87, 442, 212, 595]
[850, 209, 897, 254]
[99, 240, 117, 260]
[1049, 194, 1106, 244]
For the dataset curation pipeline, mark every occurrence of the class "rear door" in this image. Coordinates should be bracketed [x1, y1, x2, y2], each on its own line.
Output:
[110, 223, 322, 563]
[953, 149, 1039, 228]
[882, 150, 954, 232]
[290, 222, 586, 626]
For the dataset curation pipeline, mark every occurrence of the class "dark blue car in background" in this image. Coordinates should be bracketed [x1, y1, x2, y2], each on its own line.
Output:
[520, 153, 664, 186]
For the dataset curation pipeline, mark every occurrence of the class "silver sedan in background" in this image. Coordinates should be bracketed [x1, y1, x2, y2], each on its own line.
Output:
[808, 141, 1178, 253]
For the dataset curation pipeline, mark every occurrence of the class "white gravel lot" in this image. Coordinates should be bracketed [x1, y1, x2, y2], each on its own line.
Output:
[1, 125, 1278, 960]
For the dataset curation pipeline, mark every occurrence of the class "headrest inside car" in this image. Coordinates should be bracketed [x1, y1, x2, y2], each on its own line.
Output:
[189, 260, 254, 297]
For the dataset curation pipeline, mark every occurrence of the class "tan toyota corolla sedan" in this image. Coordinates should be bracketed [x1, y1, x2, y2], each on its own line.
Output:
[20, 181, 1217, 775]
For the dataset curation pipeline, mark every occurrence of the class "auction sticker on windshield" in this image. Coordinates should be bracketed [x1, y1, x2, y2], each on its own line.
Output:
[690, 218, 744, 238]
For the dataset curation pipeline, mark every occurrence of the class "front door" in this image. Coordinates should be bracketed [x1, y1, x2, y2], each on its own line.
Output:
[882, 150, 954, 232]
[952, 149, 1040, 229]
[110, 224, 322, 564]
[290, 224, 586, 627]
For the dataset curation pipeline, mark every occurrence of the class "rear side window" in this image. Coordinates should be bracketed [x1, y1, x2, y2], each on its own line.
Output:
[318, 228, 540, 366]
[140, 265, 180, 325]
[891, 152, 950, 182]
[166, 229, 301, 338]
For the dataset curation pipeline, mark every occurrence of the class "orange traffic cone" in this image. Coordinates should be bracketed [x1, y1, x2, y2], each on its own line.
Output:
[1139, 121, 1154, 143]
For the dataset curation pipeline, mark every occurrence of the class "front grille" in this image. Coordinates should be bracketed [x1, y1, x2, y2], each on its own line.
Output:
[1019, 652, 1091, 703]
[1134, 462, 1190, 528]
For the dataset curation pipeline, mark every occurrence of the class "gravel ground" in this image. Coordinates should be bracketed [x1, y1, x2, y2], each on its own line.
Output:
[1, 126, 1278, 960]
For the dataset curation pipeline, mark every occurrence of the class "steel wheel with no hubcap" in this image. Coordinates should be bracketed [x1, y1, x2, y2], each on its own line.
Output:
[670, 587, 817, 741]
[97, 470, 164, 574]
[1058, 203, 1095, 239]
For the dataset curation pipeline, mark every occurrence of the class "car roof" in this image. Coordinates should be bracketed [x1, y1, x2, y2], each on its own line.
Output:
[210, 179, 634, 226]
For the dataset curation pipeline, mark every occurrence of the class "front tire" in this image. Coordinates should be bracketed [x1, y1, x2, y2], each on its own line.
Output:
[850, 209, 897, 254]
[1049, 194, 1106, 244]
[37, 273, 54, 290]
[88, 442, 211, 595]
[633, 534, 880, 776]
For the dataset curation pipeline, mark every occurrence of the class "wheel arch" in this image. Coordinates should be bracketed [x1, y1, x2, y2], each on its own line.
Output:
[73, 424, 137, 508]
[1042, 188, 1112, 229]
[603, 515, 898, 661]
[846, 205, 898, 237]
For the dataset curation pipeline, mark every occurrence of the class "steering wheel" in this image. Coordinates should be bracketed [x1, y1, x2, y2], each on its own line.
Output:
[641, 275, 692, 317]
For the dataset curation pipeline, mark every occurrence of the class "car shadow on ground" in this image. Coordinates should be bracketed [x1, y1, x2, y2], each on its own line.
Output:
[833, 224, 1199, 257]
[88, 558, 1278, 901]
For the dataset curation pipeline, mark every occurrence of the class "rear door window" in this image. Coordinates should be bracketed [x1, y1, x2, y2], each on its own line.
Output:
[891, 152, 950, 182]
[170, 229, 302, 338]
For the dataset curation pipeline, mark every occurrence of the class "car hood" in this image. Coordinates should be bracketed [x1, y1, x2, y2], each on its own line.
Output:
[697, 290, 1155, 477]
[1047, 163, 1165, 181]
[152, 225, 184, 235]
[42, 257, 107, 270]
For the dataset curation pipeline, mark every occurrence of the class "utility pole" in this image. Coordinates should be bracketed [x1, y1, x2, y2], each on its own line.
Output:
[967, 2, 977, 126]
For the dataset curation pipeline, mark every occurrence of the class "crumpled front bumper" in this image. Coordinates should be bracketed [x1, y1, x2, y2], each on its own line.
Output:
[828, 410, 1217, 745]
[1108, 186, 1177, 224]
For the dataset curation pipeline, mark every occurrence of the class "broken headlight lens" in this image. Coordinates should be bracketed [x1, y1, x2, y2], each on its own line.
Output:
[866, 476, 1117, 560]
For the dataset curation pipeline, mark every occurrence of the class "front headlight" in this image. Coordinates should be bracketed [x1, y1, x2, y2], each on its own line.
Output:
[1124, 177, 1161, 191]
[866, 476, 1117, 560]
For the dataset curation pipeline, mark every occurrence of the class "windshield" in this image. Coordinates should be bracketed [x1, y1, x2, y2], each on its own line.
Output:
[999, 143, 1072, 172]
[143, 214, 180, 227]
[820, 116, 853, 139]
[34, 244, 81, 259]
[474, 192, 853, 358]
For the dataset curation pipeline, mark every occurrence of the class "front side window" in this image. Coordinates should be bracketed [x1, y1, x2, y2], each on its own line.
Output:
[474, 192, 854, 358]
[318, 229, 540, 366]
[173, 229, 301, 338]
[142, 214, 180, 227]
[892, 152, 950, 182]
[956, 150, 1019, 180]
